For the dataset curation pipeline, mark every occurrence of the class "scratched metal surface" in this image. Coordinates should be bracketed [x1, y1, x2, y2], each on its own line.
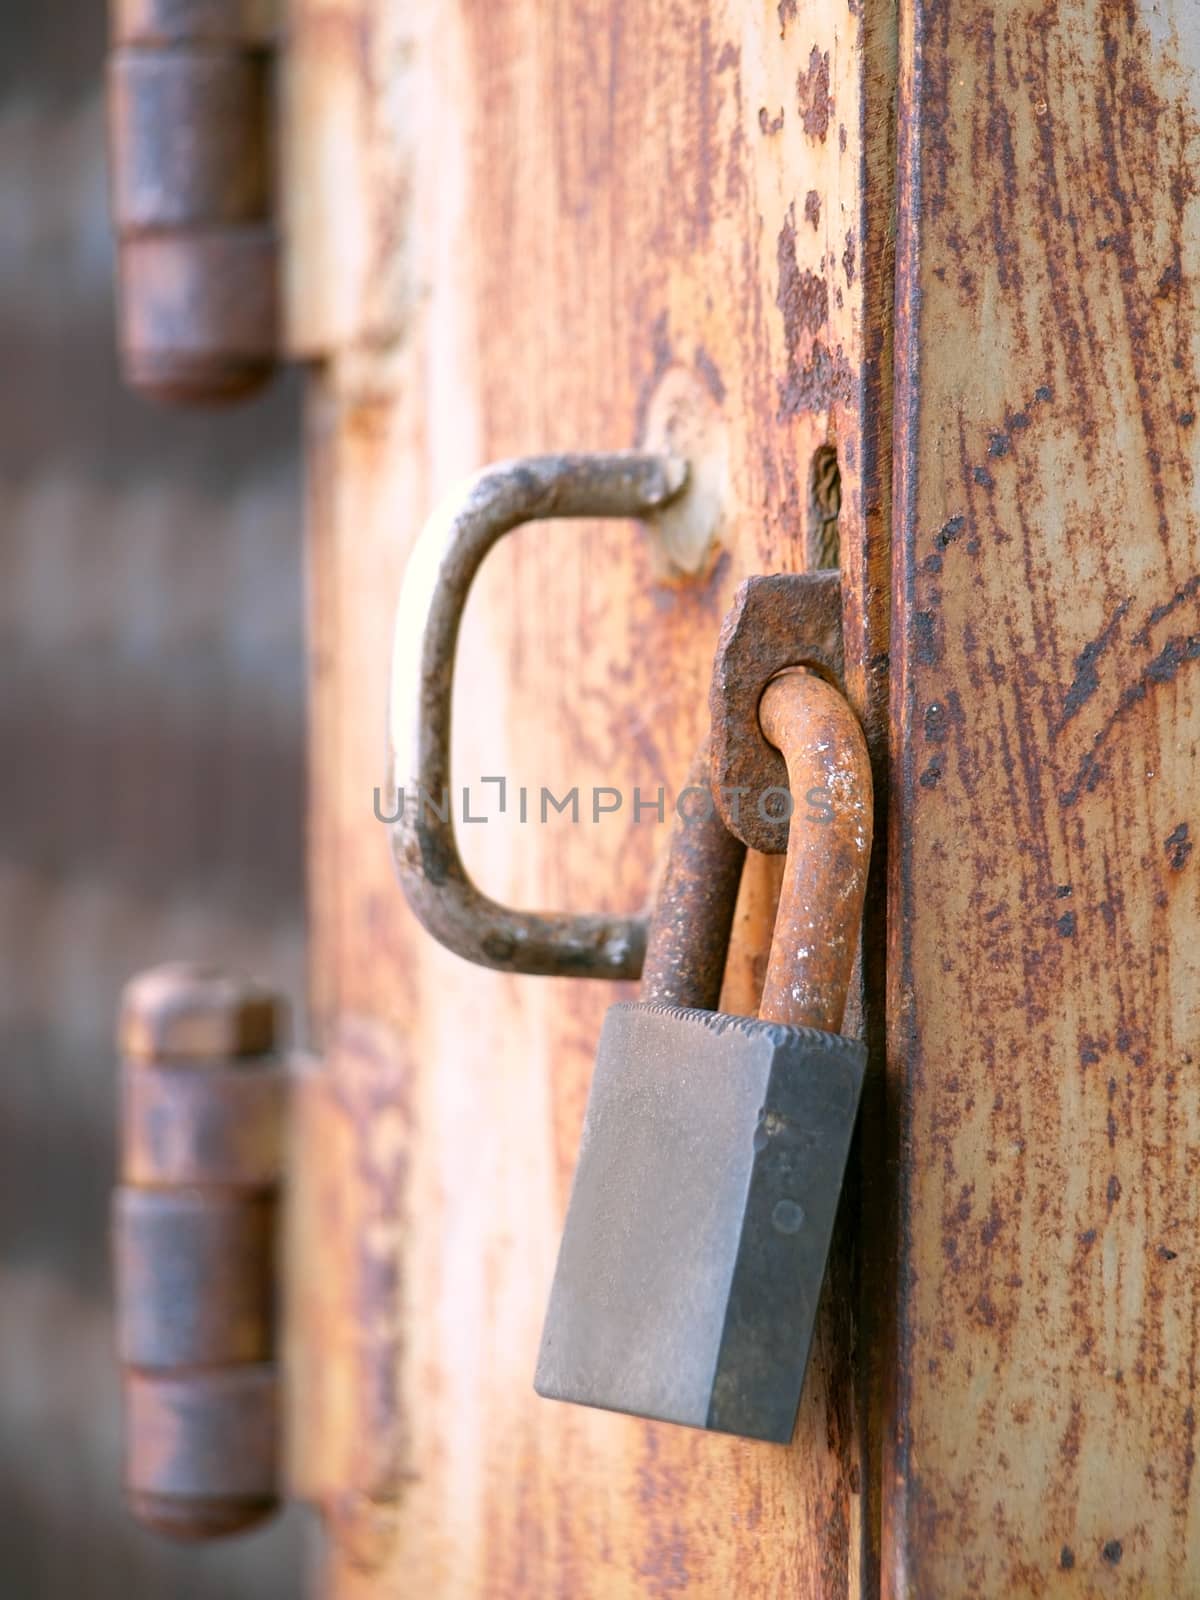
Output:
[288, 0, 894, 1593]
[891, 1, 1200, 1593]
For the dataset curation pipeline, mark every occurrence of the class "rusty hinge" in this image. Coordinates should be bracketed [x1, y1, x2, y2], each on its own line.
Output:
[107, 0, 280, 405]
[114, 964, 287, 1538]
[114, 964, 408, 1568]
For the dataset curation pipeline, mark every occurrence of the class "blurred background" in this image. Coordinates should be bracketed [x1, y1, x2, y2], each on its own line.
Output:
[0, 2, 308, 1593]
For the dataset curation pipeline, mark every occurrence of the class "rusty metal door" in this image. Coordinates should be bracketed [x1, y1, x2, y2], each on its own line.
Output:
[887, 3, 1200, 1594]
[280, 1, 892, 1593]
[108, 0, 1200, 1593]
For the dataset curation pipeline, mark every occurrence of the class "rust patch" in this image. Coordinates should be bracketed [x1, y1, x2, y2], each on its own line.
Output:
[1055, 599, 1131, 732]
[783, 260, 828, 337]
[693, 344, 727, 405]
[805, 189, 821, 228]
[797, 46, 832, 142]
[1058, 631, 1200, 807]
[775, 208, 851, 419]
[1134, 572, 1200, 646]
[934, 514, 965, 550]
[1165, 824, 1193, 872]
[759, 106, 785, 136]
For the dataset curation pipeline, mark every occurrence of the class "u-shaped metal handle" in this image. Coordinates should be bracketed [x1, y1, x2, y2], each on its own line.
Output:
[388, 452, 688, 979]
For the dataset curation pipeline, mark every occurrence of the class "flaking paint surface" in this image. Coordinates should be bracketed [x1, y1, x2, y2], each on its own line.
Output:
[891, 2, 1200, 1593]
[293, 0, 895, 1594]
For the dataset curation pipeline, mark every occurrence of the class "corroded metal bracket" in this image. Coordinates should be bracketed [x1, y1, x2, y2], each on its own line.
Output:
[388, 452, 688, 980]
[107, 0, 279, 404]
[114, 963, 286, 1540]
[709, 571, 845, 856]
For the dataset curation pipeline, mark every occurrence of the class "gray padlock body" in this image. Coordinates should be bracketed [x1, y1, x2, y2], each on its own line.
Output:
[534, 1000, 866, 1442]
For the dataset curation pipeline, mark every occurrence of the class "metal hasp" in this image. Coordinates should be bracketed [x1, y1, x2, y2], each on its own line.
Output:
[114, 962, 286, 1539]
[536, 656, 873, 1442]
[107, 0, 279, 403]
[709, 570, 845, 855]
[388, 452, 687, 979]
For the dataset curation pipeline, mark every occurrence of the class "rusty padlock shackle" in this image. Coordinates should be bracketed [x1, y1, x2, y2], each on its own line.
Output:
[389, 452, 687, 980]
[756, 669, 871, 1029]
[643, 670, 871, 1033]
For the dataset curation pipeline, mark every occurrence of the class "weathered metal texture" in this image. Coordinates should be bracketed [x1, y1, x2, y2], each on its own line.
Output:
[389, 451, 686, 979]
[709, 572, 846, 853]
[758, 670, 873, 1034]
[122, 1060, 284, 1186]
[115, 1188, 276, 1366]
[289, 0, 895, 1591]
[108, 53, 271, 226]
[890, 2, 1200, 1594]
[638, 737, 746, 1009]
[116, 963, 285, 1540]
[108, 0, 279, 404]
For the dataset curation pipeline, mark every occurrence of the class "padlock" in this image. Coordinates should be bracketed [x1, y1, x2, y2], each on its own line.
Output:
[535, 667, 871, 1443]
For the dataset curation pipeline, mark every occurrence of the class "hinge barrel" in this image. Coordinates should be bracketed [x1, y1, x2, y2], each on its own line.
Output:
[114, 962, 286, 1540]
[107, 0, 280, 404]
